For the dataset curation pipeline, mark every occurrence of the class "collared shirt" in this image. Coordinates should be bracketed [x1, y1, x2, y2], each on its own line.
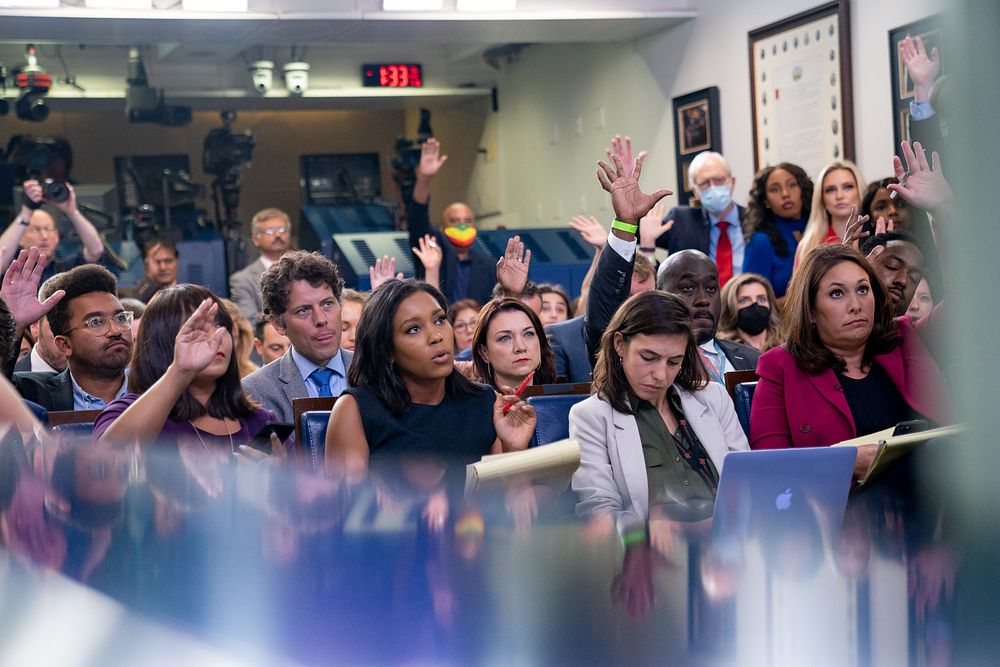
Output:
[29, 346, 59, 374]
[707, 206, 745, 279]
[71, 369, 130, 411]
[699, 339, 727, 385]
[259, 255, 275, 271]
[909, 100, 935, 122]
[290, 346, 348, 398]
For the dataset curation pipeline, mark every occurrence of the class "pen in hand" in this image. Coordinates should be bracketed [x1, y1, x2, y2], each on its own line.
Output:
[502, 370, 535, 415]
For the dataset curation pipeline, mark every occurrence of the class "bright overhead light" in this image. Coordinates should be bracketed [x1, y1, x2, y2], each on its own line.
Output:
[456, 0, 516, 9]
[382, 0, 443, 10]
[0, 0, 59, 7]
[182, 0, 247, 10]
[85, 0, 152, 8]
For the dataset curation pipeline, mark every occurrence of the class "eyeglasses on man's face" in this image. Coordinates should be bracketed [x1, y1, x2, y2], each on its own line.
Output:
[65, 311, 134, 335]
[257, 226, 288, 236]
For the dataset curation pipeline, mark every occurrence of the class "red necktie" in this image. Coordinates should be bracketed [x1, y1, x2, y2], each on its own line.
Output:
[716, 221, 733, 287]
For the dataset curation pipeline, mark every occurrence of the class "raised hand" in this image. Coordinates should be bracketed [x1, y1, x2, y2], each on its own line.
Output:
[596, 152, 672, 226]
[568, 215, 608, 249]
[639, 201, 673, 248]
[49, 180, 78, 216]
[493, 388, 537, 452]
[418, 137, 448, 179]
[369, 255, 404, 291]
[606, 134, 644, 179]
[496, 235, 531, 296]
[0, 247, 64, 334]
[899, 35, 940, 102]
[411, 234, 442, 271]
[888, 141, 953, 213]
[173, 298, 228, 376]
[21, 180, 43, 209]
[841, 206, 871, 248]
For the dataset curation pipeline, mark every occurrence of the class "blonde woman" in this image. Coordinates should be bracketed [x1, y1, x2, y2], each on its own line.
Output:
[794, 161, 866, 268]
[716, 273, 783, 352]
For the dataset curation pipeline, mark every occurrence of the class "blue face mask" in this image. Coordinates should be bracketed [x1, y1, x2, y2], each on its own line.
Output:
[699, 184, 733, 215]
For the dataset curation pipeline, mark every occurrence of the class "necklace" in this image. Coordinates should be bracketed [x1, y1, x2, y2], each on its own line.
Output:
[188, 417, 236, 453]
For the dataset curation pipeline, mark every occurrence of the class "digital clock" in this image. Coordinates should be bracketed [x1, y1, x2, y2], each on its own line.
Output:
[362, 64, 423, 88]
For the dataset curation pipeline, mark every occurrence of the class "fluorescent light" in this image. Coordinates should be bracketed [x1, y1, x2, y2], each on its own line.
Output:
[456, 0, 516, 9]
[182, 0, 247, 10]
[0, 0, 59, 7]
[383, 0, 443, 10]
[85, 0, 151, 8]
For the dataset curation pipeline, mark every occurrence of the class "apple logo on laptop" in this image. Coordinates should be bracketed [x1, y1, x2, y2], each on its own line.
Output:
[775, 488, 793, 510]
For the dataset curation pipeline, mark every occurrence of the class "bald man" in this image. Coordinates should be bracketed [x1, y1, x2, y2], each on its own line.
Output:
[407, 138, 496, 305]
[656, 250, 759, 383]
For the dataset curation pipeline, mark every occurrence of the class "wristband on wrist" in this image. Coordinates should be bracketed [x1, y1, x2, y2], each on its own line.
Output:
[638, 246, 656, 253]
[611, 219, 638, 234]
[18, 217, 29, 226]
[621, 528, 647, 546]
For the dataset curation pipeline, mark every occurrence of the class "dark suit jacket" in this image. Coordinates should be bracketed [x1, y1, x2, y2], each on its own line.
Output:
[546, 316, 591, 383]
[11, 368, 74, 411]
[654, 204, 747, 255]
[584, 243, 634, 368]
[13, 352, 31, 374]
[750, 316, 951, 450]
[408, 200, 495, 306]
[717, 339, 760, 372]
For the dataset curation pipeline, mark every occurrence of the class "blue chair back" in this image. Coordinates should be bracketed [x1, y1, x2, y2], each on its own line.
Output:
[24, 400, 48, 424]
[526, 394, 589, 447]
[734, 381, 757, 439]
[300, 411, 331, 471]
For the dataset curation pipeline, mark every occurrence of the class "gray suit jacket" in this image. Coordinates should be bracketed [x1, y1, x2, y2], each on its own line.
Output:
[229, 257, 266, 326]
[241, 347, 353, 423]
[569, 384, 748, 533]
[546, 316, 591, 383]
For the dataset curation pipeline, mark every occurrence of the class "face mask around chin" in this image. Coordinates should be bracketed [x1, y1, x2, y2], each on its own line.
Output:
[699, 184, 733, 215]
[736, 303, 770, 336]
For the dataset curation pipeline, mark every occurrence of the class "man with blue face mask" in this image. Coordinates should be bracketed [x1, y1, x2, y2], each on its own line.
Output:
[649, 151, 746, 288]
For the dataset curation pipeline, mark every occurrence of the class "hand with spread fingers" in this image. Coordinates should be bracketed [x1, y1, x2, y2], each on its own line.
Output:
[418, 137, 448, 178]
[0, 246, 65, 339]
[596, 151, 672, 227]
[369, 255, 405, 291]
[496, 235, 531, 297]
[569, 215, 608, 249]
[888, 141, 953, 214]
[173, 298, 229, 377]
[899, 35, 940, 103]
[639, 201, 674, 249]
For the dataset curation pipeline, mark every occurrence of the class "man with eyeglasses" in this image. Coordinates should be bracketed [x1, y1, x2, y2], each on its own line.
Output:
[4, 251, 132, 411]
[0, 179, 106, 282]
[230, 208, 293, 327]
[652, 151, 747, 288]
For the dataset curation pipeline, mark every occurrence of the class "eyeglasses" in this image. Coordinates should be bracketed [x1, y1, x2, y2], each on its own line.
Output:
[257, 226, 288, 236]
[693, 175, 732, 191]
[26, 225, 56, 234]
[453, 319, 477, 332]
[65, 311, 134, 335]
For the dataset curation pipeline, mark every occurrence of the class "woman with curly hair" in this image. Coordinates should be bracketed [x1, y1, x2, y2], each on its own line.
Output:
[742, 162, 813, 298]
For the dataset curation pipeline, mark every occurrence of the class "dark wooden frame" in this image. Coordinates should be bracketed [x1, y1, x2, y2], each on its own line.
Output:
[47, 410, 103, 427]
[748, 1, 855, 172]
[888, 15, 944, 157]
[521, 382, 591, 398]
[671, 86, 721, 207]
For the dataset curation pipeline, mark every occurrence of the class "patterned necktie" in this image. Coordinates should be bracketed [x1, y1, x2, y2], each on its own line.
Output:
[310, 368, 335, 398]
[716, 221, 733, 287]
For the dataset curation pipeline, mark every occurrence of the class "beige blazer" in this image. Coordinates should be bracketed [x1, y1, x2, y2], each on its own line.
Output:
[569, 382, 749, 533]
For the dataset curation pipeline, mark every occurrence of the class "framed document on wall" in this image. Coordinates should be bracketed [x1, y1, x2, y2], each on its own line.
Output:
[748, 1, 855, 179]
[888, 15, 943, 154]
[672, 86, 721, 206]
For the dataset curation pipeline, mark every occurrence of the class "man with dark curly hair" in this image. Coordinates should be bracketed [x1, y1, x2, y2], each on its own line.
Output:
[6, 257, 132, 411]
[241, 250, 352, 422]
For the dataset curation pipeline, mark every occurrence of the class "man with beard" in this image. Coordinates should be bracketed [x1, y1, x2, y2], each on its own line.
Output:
[860, 232, 927, 318]
[4, 254, 132, 411]
[230, 208, 293, 327]
[656, 250, 759, 384]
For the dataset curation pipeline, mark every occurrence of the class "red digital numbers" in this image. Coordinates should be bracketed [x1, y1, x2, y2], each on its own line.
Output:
[374, 64, 422, 88]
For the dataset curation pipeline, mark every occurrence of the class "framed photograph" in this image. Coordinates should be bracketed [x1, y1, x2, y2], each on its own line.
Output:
[748, 1, 854, 178]
[672, 87, 720, 205]
[889, 15, 943, 155]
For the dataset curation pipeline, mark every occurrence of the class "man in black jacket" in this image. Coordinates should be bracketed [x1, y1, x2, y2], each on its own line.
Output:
[407, 138, 495, 306]
[4, 250, 132, 411]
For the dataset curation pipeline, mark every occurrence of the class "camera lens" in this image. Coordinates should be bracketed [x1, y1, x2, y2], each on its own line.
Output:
[44, 181, 69, 203]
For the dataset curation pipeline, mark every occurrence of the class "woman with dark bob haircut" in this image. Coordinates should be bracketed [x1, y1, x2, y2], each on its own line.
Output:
[569, 291, 748, 532]
[750, 244, 952, 474]
[468, 298, 558, 392]
[742, 162, 813, 298]
[95, 285, 276, 447]
[325, 279, 536, 478]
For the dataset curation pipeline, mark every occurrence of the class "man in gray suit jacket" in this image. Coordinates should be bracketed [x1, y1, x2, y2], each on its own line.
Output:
[242, 251, 352, 423]
[230, 208, 292, 327]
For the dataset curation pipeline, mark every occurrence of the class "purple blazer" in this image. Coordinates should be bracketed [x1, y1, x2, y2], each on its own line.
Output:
[750, 315, 951, 449]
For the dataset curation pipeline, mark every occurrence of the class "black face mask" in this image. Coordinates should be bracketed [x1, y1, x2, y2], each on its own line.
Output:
[736, 303, 770, 336]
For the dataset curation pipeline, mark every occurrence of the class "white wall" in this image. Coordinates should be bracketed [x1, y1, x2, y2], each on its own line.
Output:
[476, 0, 943, 229]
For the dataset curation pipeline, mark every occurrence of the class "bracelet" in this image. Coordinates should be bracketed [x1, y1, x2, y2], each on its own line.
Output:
[621, 528, 647, 546]
[638, 246, 656, 253]
[17, 217, 29, 226]
[610, 219, 638, 234]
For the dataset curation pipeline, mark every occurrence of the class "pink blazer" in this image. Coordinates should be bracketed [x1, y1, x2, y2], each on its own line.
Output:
[750, 316, 952, 449]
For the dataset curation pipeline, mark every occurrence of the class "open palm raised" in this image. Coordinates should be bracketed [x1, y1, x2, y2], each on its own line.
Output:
[596, 152, 672, 225]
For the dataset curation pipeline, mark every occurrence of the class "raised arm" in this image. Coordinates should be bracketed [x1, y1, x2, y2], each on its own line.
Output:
[496, 235, 531, 298]
[0, 247, 65, 346]
[409, 139, 448, 277]
[0, 181, 43, 272]
[98, 299, 227, 446]
[54, 183, 104, 262]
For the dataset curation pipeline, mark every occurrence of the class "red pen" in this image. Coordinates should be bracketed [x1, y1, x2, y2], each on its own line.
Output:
[502, 371, 535, 415]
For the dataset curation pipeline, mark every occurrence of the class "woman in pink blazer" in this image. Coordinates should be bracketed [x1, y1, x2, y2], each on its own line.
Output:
[750, 244, 951, 471]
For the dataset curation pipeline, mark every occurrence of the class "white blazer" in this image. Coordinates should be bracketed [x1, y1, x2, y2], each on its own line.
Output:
[569, 382, 749, 533]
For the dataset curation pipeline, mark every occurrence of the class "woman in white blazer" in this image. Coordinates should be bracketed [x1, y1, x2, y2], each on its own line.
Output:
[570, 291, 749, 534]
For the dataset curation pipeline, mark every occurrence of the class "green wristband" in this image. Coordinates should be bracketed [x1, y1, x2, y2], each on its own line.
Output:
[611, 219, 638, 234]
[621, 528, 647, 546]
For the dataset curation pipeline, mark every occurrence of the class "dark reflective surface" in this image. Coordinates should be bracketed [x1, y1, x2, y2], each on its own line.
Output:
[0, 429, 973, 666]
